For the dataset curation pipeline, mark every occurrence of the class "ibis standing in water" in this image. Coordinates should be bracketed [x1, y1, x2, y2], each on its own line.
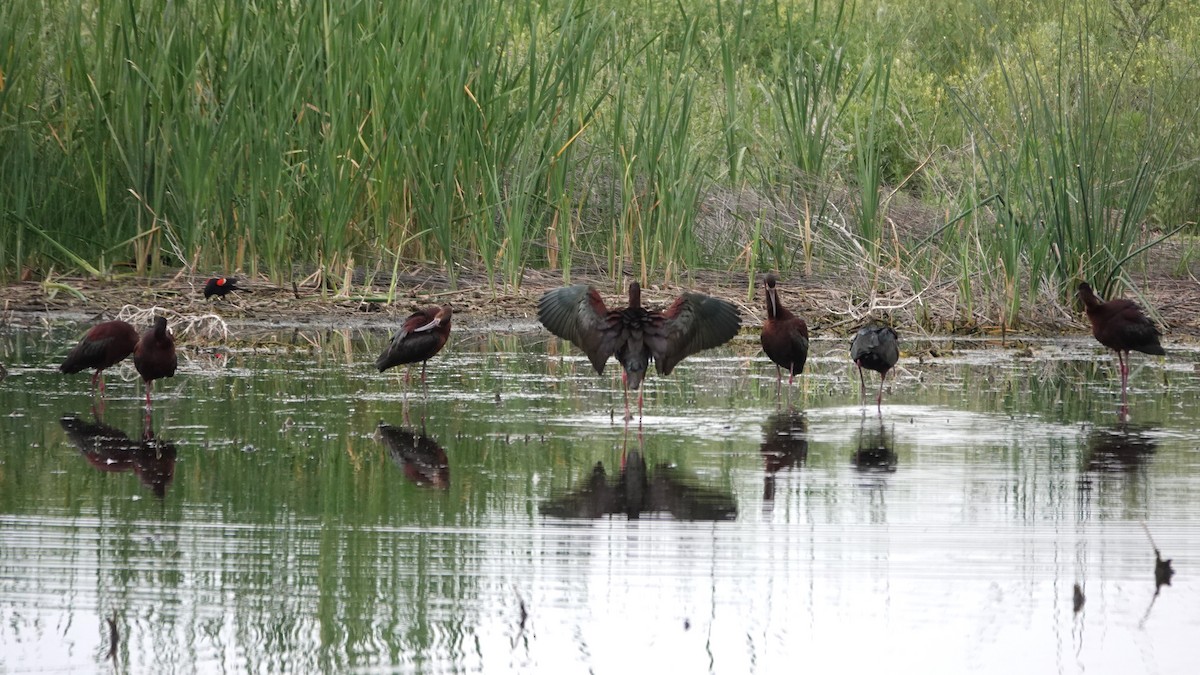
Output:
[133, 316, 178, 409]
[537, 281, 742, 419]
[1076, 282, 1164, 402]
[60, 320, 140, 396]
[850, 322, 899, 410]
[759, 274, 809, 396]
[376, 305, 454, 385]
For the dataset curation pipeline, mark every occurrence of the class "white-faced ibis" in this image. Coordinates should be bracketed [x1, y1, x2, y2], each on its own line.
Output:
[537, 281, 742, 419]
[760, 274, 809, 394]
[204, 277, 248, 299]
[375, 305, 453, 383]
[1077, 282, 1164, 402]
[850, 322, 899, 409]
[133, 316, 178, 408]
[60, 320, 139, 395]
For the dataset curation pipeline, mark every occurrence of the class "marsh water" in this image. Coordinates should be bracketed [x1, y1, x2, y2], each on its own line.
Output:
[1, 324, 1197, 674]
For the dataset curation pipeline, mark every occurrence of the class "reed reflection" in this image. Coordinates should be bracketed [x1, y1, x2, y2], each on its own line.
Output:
[60, 412, 177, 498]
[541, 432, 737, 521]
[760, 410, 808, 507]
[852, 416, 896, 472]
[377, 422, 450, 489]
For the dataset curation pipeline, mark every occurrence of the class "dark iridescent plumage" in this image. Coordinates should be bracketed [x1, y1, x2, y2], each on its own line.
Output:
[537, 281, 741, 417]
[760, 274, 809, 393]
[60, 320, 139, 395]
[1077, 282, 1164, 401]
[133, 316, 178, 408]
[850, 323, 899, 409]
[376, 305, 453, 383]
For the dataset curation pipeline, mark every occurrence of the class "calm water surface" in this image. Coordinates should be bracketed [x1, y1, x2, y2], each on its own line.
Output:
[1, 325, 1197, 674]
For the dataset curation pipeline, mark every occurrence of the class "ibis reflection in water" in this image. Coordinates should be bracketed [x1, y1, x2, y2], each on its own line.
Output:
[1082, 422, 1158, 474]
[760, 410, 808, 508]
[377, 422, 450, 488]
[60, 412, 177, 498]
[540, 433, 736, 521]
[852, 415, 896, 472]
[1076, 420, 1159, 518]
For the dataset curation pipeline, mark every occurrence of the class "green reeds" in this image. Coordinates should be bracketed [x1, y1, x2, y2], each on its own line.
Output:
[956, 4, 1195, 303]
[2, 0, 1197, 303]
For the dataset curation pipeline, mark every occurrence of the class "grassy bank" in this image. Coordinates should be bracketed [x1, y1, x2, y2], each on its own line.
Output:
[1, 0, 1197, 325]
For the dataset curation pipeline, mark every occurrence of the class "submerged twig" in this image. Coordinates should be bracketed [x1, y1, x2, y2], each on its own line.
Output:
[106, 610, 119, 661]
[117, 304, 230, 342]
[1137, 522, 1175, 628]
[1140, 521, 1175, 591]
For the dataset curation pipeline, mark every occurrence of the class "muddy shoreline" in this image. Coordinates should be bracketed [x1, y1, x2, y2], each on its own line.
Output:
[2, 269, 1198, 343]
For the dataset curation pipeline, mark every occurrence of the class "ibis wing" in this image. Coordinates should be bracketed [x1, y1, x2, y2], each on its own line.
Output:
[375, 310, 443, 372]
[537, 285, 617, 374]
[652, 293, 742, 375]
[1110, 302, 1165, 354]
[60, 337, 112, 373]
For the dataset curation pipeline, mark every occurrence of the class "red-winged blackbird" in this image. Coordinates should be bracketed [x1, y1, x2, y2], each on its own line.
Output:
[204, 277, 249, 299]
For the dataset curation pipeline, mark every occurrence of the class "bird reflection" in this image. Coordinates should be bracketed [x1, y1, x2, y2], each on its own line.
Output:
[60, 412, 177, 498]
[852, 416, 896, 472]
[541, 433, 736, 521]
[377, 422, 450, 489]
[760, 410, 808, 506]
[1082, 422, 1157, 473]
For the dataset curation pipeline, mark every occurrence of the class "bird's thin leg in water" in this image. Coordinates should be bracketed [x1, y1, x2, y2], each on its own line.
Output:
[421, 361, 427, 384]
[876, 372, 886, 410]
[621, 373, 631, 422]
[775, 365, 782, 396]
[857, 363, 866, 398]
[1118, 351, 1129, 401]
[144, 382, 153, 410]
[637, 388, 644, 420]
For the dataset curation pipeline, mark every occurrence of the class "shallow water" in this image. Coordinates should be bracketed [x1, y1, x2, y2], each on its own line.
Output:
[1, 326, 1197, 674]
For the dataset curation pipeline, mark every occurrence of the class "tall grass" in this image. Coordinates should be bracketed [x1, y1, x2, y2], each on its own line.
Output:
[1, 0, 1197, 311]
[954, 5, 1196, 305]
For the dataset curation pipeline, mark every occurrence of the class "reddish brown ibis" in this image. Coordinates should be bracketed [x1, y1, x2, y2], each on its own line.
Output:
[850, 322, 899, 409]
[537, 281, 742, 419]
[375, 305, 453, 383]
[133, 316, 178, 408]
[60, 320, 139, 395]
[1077, 282, 1164, 402]
[204, 277, 249, 299]
[760, 274, 809, 394]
